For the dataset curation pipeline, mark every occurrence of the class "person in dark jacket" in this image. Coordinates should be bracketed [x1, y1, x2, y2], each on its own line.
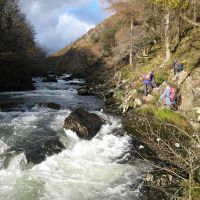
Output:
[172, 60, 184, 77]
[143, 71, 156, 96]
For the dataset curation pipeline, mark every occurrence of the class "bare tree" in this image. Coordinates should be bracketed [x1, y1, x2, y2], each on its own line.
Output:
[101, 0, 148, 68]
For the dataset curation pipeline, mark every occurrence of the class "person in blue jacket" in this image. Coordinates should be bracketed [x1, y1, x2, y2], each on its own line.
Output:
[159, 85, 177, 109]
[143, 71, 156, 96]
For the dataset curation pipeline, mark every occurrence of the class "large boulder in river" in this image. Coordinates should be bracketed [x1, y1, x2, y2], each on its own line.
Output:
[64, 107, 104, 139]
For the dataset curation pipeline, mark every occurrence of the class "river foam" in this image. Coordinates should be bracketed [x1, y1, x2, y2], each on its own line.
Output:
[0, 75, 150, 200]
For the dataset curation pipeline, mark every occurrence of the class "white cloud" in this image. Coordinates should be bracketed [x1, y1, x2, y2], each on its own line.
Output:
[19, 0, 95, 53]
[37, 13, 94, 52]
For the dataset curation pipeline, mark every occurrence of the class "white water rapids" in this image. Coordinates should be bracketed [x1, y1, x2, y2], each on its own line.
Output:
[0, 75, 150, 200]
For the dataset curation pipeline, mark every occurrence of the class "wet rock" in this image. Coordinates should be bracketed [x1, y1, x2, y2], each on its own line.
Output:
[25, 136, 65, 164]
[104, 89, 115, 98]
[6, 136, 65, 165]
[77, 86, 95, 96]
[67, 82, 85, 86]
[43, 75, 57, 82]
[64, 107, 104, 139]
[61, 76, 74, 81]
[39, 102, 63, 110]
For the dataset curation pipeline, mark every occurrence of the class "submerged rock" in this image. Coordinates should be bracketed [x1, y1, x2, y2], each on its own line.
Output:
[6, 136, 65, 165]
[61, 75, 74, 81]
[77, 86, 95, 96]
[39, 102, 63, 110]
[64, 107, 104, 139]
[43, 75, 57, 82]
[25, 136, 65, 164]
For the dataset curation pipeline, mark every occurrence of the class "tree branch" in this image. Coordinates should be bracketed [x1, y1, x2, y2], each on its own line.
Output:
[180, 14, 200, 27]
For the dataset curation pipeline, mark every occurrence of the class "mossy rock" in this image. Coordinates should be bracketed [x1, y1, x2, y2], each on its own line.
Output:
[123, 109, 194, 171]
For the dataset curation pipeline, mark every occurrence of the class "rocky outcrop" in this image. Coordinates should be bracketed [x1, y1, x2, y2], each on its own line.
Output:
[64, 107, 104, 139]
[179, 68, 200, 111]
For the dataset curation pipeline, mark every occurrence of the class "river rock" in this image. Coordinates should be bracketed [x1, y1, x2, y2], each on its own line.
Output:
[6, 136, 65, 165]
[61, 76, 74, 81]
[43, 75, 57, 82]
[77, 86, 95, 96]
[25, 136, 65, 164]
[64, 107, 104, 139]
[39, 102, 63, 110]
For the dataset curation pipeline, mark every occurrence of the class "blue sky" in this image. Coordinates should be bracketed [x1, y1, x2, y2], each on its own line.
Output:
[19, 0, 107, 53]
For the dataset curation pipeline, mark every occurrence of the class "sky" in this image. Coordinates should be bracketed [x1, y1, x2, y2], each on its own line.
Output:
[19, 0, 107, 53]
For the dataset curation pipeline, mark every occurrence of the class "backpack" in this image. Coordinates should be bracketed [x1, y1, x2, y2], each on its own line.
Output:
[178, 63, 184, 72]
[169, 87, 177, 102]
[144, 73, 151, 81]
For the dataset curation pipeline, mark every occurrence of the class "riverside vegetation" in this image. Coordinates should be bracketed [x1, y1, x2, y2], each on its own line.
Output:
[49, 0, 200, 199]
[0, 0, 50, 91]
[1, 0, 200, 199]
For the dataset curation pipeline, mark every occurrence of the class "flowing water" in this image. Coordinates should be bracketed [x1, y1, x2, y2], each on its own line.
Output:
[0, 75, 150, 200]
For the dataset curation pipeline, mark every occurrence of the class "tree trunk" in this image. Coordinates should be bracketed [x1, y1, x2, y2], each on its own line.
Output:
[165, 11, 170, 62]
[188, 150, 193, 200]
[130, 19, 133, 69]
[193, 0, 197, 30]
[180, 14, 200, 27]
[177, 15, 180, 43]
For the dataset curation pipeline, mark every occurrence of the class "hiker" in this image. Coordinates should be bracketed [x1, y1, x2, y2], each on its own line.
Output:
[143, 71, 156, 96]
[172, 60, 184, 76]
[159, 85, 177, 109]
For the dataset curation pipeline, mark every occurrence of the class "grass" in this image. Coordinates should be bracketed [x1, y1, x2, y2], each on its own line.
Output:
[140, 105, 189, 128]
[181, 180, 200, 200]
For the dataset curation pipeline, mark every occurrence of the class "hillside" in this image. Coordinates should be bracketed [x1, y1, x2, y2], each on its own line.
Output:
[50, 1, 200, 198]
[50, 6, 200, 127]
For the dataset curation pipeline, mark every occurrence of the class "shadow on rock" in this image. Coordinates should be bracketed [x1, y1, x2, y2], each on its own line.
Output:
[64, 107, 104, 140]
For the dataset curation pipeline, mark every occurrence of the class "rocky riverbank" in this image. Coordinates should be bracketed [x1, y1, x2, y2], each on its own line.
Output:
[78, 79, 198, 199]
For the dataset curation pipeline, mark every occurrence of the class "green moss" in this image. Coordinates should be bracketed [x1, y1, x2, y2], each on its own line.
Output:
[140, 105, 188, 128]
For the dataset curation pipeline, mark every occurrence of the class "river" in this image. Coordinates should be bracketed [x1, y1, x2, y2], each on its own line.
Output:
[0, 74, 150, 200]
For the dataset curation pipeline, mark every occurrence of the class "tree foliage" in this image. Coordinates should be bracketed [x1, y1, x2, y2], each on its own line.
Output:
[149, 0, 189, 9]
[0, 0, 47, 91]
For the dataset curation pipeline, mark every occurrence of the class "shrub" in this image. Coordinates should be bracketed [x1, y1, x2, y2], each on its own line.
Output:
[100, 27, 117, 56]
